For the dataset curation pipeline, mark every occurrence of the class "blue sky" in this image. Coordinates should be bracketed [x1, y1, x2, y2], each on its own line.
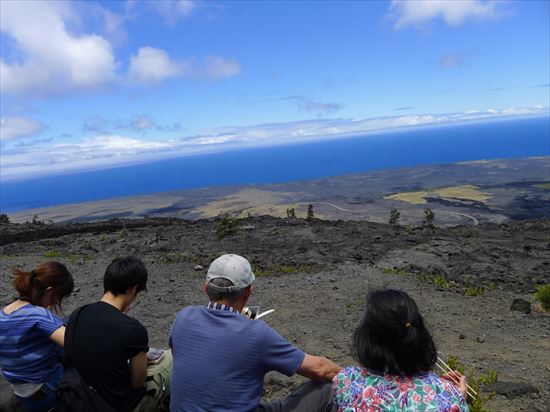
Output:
[1, 0, 549, 181]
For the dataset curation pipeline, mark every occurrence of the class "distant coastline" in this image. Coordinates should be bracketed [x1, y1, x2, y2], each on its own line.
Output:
[1, 116, 549, 213]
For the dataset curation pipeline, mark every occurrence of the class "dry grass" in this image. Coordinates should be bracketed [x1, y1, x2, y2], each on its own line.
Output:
[196, 189, 294, 218]
[435, 185, 490, 202]
[534, 183, 550, 190]
[385, 185, 490, 204]
[385, 190, 430, 204]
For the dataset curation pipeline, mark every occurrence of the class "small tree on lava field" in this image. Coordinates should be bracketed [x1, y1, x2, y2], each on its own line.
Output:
[389, 209, 400, 226]
[423, 208, 435, 228]
[286, 208, 296, 218]
[306, 204, 315, 221]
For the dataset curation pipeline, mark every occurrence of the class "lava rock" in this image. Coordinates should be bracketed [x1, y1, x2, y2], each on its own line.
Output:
[510, 298, 531, 314]
[485, 381, 539, 398]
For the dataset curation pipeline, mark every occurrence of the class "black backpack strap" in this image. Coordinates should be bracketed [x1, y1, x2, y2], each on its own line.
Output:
[64, 305, 89, 366]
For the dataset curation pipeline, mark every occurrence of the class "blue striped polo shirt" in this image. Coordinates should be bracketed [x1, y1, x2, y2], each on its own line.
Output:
[169, 303, 305, 412]
[0, 304, 64, 383]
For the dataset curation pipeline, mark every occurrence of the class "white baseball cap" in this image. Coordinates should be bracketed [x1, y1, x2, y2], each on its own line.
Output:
[206, 254, 255, 293]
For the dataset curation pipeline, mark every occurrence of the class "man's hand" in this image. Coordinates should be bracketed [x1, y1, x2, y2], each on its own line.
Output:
[297, 354, 342, 382]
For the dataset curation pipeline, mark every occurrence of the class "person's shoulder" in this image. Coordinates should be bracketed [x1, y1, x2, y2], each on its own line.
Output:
[177, 305, 204, 317]
[248, 319, 284, 339]
[21, 304, 62, 322]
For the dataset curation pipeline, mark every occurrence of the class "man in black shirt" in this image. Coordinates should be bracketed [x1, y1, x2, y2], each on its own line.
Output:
[72, 256, 171, 411]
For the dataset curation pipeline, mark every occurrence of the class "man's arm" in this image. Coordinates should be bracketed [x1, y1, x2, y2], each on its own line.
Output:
[129, 352, 147, 389]
[297, 353, 342, 382]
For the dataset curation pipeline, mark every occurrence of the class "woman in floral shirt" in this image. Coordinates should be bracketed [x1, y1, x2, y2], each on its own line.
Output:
[333, 289, 469, 411]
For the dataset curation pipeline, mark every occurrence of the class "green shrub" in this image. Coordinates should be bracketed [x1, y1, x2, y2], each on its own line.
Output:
[389, 209, 400, 226]
[382, 267, 407, 276]
[306, 204, 315, 221]
[43, 250, 62, 258]
[533, 283, 550, 311]
[434, 275, 449, 288]
[465, 285, 484, 297]
[423, 208, 435, 228]
[286, 208, 296, 218]
[0, 214, 10, 224]
[215, 214, 241, 239]
[118, 228, 128, 239]
[444, 355, 497, 412]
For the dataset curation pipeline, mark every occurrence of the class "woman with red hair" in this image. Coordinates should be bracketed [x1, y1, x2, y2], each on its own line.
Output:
[0, 261, 74, 412]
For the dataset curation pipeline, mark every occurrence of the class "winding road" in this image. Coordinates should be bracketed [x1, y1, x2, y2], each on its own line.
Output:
[297, 202, 479, 225]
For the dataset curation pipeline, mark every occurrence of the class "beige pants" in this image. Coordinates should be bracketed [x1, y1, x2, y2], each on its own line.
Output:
[133, 350, 173, 412]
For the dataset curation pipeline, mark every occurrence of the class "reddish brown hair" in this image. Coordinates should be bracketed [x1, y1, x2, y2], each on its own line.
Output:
[12, 261, 74, 313]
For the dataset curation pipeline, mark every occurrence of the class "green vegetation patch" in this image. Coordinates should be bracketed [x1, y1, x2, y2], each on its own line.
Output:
[464, 285, 484, 297]
[533, 283, 550, 311]
[381, 267, 408, 276]
[434, 275, 449, 288]
[43, 250, 62, 258]
[215, 214, 242, 239]
[445, 355, 497, 412]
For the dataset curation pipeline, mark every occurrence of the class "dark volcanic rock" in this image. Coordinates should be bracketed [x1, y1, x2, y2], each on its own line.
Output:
[485, 381, 539, 398]
[510, 298, 531, 314]
[1, 216, 550, 411]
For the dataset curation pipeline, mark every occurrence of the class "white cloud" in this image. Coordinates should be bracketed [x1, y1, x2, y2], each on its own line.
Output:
[0, 117, 47, 141]
[129, 47, 186, 83]
[0, 1, 116, 97]
[387, 0, 503, 29]
[129, 48, 240, 84]
[204, 56, 241, 79]
[1, 106, 547, 181]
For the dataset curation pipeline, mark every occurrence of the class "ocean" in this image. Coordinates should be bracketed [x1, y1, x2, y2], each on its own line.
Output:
[1, 116, 549, 213]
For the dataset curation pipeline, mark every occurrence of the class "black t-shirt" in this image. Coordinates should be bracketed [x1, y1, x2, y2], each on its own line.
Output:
[72, 301, 149, 410]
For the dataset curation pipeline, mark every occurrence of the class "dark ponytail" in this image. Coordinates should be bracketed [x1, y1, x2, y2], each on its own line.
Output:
[12, 262, 74, 313]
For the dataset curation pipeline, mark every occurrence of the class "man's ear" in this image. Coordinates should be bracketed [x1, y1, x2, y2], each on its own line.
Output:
[202, 283, 209, 293]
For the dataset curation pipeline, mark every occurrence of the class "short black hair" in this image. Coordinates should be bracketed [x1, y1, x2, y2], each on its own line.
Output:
[353, 289, 437, 377]
[103, 256, 148, 296]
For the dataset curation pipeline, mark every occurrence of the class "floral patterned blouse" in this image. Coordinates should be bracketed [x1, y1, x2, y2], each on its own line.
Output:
[333, 366, 469, 412]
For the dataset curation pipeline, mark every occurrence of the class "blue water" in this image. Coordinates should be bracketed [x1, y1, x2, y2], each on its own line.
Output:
[1, 116, 549, 213]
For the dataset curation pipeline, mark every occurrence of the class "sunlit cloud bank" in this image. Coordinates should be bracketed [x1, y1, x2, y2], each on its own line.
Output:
[1, 106, 547, 182]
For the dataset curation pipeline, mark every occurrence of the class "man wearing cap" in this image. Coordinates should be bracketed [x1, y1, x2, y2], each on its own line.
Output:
[169, 254, 341, 412]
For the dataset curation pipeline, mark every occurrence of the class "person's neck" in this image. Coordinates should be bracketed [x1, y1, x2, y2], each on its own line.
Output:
[215, 298, 246, 313]
[101, 292, 128, 312]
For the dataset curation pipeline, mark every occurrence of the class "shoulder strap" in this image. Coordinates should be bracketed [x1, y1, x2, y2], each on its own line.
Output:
[64, 304, 89, 366]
